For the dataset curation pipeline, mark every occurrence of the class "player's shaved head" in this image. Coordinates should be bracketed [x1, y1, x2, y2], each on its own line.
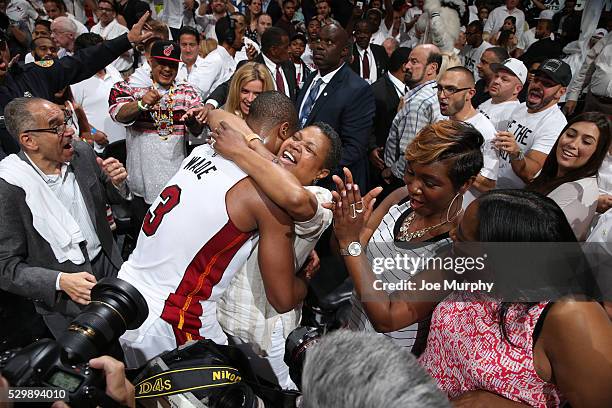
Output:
[446, 66, 475, 87]
[246, 91, 298, 153]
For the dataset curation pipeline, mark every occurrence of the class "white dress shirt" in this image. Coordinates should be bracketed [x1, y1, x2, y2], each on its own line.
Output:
[356, 45, 377, 84]
[387, 71, 406, 99]
[262, 53, 289, 97]
[159, 0, 183, 29]
[484, 6, 525, 37]
[176, 55, 215, 100]
[91, 19, 133, 72]
[197, 46, 237, 100]
[71, 65, 127, 152]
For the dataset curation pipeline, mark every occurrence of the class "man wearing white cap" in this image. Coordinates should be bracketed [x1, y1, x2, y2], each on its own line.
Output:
[516, 10, 555, 56]
[478, 57, 527, 130]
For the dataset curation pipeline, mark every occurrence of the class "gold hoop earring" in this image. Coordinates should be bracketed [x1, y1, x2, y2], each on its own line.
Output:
[446, 193, 463, 223]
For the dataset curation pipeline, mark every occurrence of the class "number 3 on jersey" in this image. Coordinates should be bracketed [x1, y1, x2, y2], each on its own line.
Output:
[142, 185, 182, 236]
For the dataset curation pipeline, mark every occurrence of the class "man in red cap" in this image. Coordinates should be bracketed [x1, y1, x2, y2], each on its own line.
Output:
[109, 40, 204, 242]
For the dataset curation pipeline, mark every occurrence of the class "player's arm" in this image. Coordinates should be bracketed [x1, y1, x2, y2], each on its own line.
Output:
[249, 184, 309, 313]
[211, 120, 318, 222]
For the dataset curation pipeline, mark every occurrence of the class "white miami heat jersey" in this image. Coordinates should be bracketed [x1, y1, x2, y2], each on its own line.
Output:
[119, 144, 254, 351]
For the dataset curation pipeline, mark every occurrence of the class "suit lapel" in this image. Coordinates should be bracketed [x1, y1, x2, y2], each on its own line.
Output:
[305, 65, 346, 125]
[282, 62, 297, 100]
[70, 149, 98, 232]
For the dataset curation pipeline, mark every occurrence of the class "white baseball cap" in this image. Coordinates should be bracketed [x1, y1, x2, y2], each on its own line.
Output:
[535, 10, 555, 20]
[490, 58, 528, 85]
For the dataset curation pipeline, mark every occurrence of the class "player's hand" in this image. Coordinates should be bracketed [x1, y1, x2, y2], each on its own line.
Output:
[141, 88, 162, 107]
[127, 12, 153, 44]
[97, 157, 127, 187]
[183, 103, 215, 124]
[59, 272, 97, 305]
[563, 100, 577, 116]
[209, 120, 250, 158]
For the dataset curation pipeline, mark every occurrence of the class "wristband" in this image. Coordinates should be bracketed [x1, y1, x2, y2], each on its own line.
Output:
[137, 100, 150, 111]
[244, 133, 263, 144]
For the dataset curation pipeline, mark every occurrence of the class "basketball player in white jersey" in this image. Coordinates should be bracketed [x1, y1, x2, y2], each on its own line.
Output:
[118, 92, 342, 368]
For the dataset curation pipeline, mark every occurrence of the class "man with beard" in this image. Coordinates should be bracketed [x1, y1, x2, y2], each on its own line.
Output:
[461, 20, 492, 82]
[30, 36, 59, 61]
[437, 66, 498, 205]
[382, 44, 441, 193]
[472, 46, 509, 108]
[478, 57, 526, 129]
[493, 58, 569, 190]
[520, 18, 563, 68]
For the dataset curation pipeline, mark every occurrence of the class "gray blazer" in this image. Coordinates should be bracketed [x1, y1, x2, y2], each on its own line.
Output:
[0, 141, 127, 342]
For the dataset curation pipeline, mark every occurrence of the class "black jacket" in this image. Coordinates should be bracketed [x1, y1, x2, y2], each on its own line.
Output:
[208, 53, 298, 105]
[370, 74, 401, 149]
[0, 35, 134, 158]
[350, 43, 389, 81]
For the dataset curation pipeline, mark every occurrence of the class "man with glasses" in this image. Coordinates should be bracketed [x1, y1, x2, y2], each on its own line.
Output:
[91, 0, 133, 76]
[0, 97, 129, 348]
[50, 16, 77, 58]
[383, 44, 441, 193]
[494, 58, 569, 190]
[437, 66, 498, 205]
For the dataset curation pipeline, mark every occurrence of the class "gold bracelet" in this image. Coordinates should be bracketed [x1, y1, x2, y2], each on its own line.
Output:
[244, 133, 263, 144]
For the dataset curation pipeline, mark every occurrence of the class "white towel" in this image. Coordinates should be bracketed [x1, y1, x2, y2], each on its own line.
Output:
[0, 155, 86, 265]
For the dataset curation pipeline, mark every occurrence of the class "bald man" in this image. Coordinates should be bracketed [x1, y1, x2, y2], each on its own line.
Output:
[296, 23, 375, 191]
[382, 44, 442, 195]
[437, 66, 498, 206]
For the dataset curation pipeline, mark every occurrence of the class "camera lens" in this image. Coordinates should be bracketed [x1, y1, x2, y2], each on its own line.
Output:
[284, 326, 322, 390]
[58, 277, 149, 363]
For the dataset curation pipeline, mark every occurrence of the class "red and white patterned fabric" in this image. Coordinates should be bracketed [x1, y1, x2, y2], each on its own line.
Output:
[419, 292, 562, 407]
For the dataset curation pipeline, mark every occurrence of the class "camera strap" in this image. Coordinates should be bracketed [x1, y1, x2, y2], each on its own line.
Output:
[134, 365, 243, 399]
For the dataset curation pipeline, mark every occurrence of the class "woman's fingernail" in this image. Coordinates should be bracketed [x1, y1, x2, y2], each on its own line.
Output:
[354, 184, 359, 191]
[346, 183, 352, 190]
[342, 190, 346, 197]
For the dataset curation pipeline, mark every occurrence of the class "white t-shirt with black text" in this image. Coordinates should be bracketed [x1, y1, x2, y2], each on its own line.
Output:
[496, 103, 567, 189]
[461, 41, 493, 82]
[463, 112, 499, 208]
[478, 99, 521, 131]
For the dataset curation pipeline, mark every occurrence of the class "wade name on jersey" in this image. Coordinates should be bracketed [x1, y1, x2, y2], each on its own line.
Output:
[183, 153, 219, 179]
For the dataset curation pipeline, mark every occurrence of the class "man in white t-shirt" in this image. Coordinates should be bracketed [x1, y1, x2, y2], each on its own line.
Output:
[478, 57, 526, 130]
[437, 66, 498, 206]
[494, 58, 570, 189]
[461, 20, 492, 82]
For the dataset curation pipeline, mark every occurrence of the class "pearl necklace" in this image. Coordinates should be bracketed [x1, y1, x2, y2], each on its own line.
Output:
[397, 212, 449, 242]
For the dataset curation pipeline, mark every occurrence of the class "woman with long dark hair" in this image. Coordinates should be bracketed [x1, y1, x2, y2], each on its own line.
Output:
[528, 112, 611, 240]
[332, 185, 612, 406]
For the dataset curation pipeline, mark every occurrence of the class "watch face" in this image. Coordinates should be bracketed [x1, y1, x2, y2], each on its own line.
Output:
[348, 242, 362, 256]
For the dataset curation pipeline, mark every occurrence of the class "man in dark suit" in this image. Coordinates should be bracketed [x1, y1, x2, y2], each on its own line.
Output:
[350, 19, 389, 84]
[297, 23, 375, 190]
[205, 27, 298, 107]
[369, 47, 410, 191]
[0, 98, 128, 348]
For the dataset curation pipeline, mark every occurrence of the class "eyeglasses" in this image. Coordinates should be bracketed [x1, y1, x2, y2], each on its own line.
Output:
[24, 115, 73, 136]
[434, 85, 472, 97]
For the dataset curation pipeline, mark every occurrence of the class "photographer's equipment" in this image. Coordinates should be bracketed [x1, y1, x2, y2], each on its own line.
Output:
[134, 340, 300, 408]
[0, 277, 148, 407]
[284, 326, 323, 390]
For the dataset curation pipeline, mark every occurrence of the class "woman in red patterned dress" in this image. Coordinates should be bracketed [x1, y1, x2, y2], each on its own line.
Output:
[332, 181, 612, 406]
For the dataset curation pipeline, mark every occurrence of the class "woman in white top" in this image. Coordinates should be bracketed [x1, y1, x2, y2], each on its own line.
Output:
[528, 112, 612, 241]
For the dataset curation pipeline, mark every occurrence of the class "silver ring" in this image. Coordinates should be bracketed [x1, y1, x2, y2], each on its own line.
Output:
[210, 137, 216, 148]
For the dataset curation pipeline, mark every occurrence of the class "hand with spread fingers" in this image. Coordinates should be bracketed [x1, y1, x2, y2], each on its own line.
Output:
[328, 168, 380, 248]
[493, 131, 521, 158]
[127, 12, 154, 45]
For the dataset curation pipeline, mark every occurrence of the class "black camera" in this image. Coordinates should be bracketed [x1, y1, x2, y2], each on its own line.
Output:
[0, 277, 148, 407]
[284, 326, 323, 390]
